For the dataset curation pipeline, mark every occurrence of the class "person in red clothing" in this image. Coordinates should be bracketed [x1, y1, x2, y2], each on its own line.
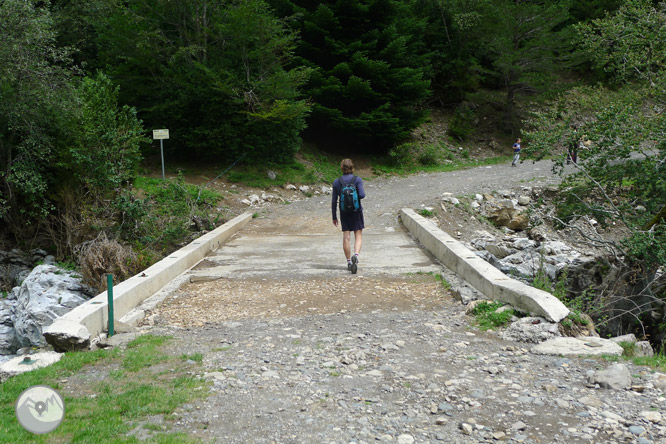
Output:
[331, 158, 365, 273]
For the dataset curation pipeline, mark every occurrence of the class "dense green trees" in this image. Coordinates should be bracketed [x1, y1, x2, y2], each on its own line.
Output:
[2, 0, 664, 260]
[0, 0, 144, 246]
[270, 0, 431, 150]
[0, 0, 72, 229]
[95, 0, 310, 162]
[418, 0, 571, 132]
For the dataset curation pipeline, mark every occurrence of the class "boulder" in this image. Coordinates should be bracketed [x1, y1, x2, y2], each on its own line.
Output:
[12, 265, 93, 347]
[610, 334, 637, 344]
[531, 337, 623, 356]
[654, 373, 666, 391]
[485, 243, 514, 259]
[518, 195, 531, 206]
[589, 363, 632, 389]
[512, 238, 537, 250]
[43, 320, 91, 352]
[484, 199, 529, 231]
[0, 300, 18, 354]
[635, 341, 654, 357]
[502, 317, 561, 343]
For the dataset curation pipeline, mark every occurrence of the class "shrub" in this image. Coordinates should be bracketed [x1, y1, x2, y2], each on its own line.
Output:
[76, 233, 137, 292]
[389, 143, 415, 167]
[448, 106, 475, 140]
[418, 144, 441, 166]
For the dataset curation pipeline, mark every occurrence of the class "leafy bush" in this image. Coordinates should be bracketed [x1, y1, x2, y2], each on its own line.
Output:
[448, 106, 475, 140]
[389, 143, 416, 167]
[418, 144, 441, 166]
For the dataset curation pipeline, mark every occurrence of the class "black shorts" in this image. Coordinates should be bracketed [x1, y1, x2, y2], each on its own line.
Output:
[340, 210, 364, 232]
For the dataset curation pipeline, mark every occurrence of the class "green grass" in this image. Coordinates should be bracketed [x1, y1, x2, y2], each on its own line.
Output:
[371, 154, 510, 176]
[418, 208, 435, 217]
[225, 150, 341, 188]
[180, 353, 204, 363]
[471, 301, 516, 330]
[120, 175, 224, 256]
[410, 271, 452, 290]
[0, 334, 208, 443]
[601, 351, 666, 373]
[618, 341, 637, 357]
[133, 177, 222, 207]
[631, 353, 666, 372]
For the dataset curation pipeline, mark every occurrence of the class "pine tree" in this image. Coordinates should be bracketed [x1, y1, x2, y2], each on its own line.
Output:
[272, 0, 431, 151]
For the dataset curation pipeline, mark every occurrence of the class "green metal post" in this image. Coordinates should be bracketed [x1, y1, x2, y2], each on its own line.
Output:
[107, 274, 114, 337]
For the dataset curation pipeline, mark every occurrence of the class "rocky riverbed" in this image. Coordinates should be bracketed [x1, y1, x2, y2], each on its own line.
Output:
[142, 300, 666, 444]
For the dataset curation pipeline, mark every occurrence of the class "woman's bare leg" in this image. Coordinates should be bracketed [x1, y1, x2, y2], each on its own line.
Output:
[342, 231, 352, 260]
[353, 229, 363, 256]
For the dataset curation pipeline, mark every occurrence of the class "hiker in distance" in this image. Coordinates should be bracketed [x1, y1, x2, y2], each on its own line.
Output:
[332, 158, 365, 274]
[511, 137, 521, 167]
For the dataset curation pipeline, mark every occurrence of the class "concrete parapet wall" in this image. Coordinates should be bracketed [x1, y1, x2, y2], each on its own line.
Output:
[44, 212, 253, 350]
[399, 208, 569, 322]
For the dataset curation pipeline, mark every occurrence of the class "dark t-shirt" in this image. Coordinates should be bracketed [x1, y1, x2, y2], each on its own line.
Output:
[331, 174, 365, 220]
[513, 143, 521, 153]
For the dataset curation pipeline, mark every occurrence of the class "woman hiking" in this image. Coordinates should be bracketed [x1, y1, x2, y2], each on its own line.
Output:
[331, 158, 365, 274]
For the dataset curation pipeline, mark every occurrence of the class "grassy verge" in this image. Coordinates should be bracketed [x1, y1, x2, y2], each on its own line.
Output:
[601, 343, 666, 373]
[226, 151, 341, 188]
[0, 335, 208, 444]
[371, 153, 510, 176]
[408, 271, 452, 291]
[471, 301, 516, 330]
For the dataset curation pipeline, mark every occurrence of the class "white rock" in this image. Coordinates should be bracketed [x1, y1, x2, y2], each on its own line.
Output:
[518, 196, 531, 205]
[590, 363, 632, 389]
[397, 435, 414, 444]
[13, 265, 92, 347]
[640, 411, 662, 423]
[531, 337, 623, 356]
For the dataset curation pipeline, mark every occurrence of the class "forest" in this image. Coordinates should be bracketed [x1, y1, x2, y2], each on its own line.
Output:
[0, 0, 664, 314]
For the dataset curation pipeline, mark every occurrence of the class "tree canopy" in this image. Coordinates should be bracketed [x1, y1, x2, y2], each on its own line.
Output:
[2, 0, 664, 264]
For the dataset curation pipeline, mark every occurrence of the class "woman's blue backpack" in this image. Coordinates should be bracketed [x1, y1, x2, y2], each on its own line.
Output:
[340, 176, 360, 213]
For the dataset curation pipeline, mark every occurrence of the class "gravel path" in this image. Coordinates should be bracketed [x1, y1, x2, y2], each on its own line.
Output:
[253, 159, 566, 235]
[141, 160, 666, 444]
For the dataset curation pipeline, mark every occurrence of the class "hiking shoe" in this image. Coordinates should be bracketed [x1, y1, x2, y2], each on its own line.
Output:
[347, 261, 352, 271]
[351, 263, 357, 274]
[352, 254, 359, 265]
